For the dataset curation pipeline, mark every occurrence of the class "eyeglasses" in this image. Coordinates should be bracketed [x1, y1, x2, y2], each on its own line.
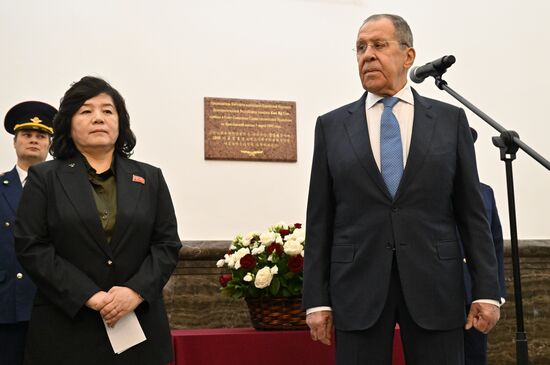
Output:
[353, 40, 410, 55]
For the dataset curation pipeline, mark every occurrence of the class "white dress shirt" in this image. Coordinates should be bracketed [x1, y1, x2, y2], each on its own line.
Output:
[16, 164, 28, 187]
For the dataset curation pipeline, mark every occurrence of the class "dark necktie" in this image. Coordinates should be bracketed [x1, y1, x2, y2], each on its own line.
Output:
[380, 97, 403, 198]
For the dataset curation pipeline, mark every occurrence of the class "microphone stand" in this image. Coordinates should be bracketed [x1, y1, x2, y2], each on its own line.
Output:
[429, 75, 550, 365]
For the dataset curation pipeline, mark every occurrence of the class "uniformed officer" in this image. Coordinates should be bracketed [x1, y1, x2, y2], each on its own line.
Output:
[0, 101, 56, 365]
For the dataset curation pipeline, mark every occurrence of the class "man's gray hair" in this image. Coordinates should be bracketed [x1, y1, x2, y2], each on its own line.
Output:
[362, 14, 414, 48]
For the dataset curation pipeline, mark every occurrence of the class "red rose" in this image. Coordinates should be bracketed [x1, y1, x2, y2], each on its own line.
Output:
[294, 223, 302, 229]
[240, 254, 256, 270]
[219, 274, 232, 287]
[266, 243, 283, 255]
[279, 229, 290, 237]
[288, 255, 304, 273]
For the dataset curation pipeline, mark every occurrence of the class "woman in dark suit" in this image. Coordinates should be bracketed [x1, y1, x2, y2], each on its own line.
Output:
[14, 76, 182, 365]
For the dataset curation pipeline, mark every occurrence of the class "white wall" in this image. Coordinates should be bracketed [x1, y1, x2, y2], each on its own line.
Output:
[1, 0, 549, 239]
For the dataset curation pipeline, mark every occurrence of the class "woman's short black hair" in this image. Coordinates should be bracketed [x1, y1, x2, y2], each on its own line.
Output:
[50, 76, 136, 159]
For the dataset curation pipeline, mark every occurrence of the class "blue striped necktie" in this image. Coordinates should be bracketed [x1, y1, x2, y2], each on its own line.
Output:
[380, 97, 403, 198]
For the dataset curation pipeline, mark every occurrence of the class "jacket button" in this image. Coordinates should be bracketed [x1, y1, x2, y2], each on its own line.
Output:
[4, 222, 10, 227]
[16, 273, 23, 279]
[107, 260, 113, 266]
[392, 207, 399, 213]
[463, 258, 467, 263]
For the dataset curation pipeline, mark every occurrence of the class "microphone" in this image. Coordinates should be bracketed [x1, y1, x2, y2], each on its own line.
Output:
[409, 55, 456, 83]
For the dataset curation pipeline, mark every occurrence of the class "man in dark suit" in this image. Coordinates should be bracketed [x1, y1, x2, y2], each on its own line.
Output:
[462, 128, 507, 365]
[0, 101, 56, 365]
[303, 14, 501, 365]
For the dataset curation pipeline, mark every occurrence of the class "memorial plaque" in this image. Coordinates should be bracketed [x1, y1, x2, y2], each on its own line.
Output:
[204, 97, 297, 162]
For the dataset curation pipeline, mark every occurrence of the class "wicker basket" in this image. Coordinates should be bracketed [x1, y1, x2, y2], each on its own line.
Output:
[245, 296, 308, 330]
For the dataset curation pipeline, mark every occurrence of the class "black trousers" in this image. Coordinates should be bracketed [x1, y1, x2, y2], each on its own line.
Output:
[464, 304, 488, 365]
[335, 257, 464, 365]
[0, 321, 29, 365]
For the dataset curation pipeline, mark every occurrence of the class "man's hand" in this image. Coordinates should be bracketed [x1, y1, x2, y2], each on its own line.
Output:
[100, 286, 144, 328]
[465, 302, 500, 334]
[306, 310, 333, 346]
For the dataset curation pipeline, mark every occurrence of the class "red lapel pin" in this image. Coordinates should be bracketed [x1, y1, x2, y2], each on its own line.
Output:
[132, 174, 145, 185]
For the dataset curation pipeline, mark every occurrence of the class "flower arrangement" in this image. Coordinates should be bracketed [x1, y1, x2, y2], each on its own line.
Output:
[217, 222, 305, 299]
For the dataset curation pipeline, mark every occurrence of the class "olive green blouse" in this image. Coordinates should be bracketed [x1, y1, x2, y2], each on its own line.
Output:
[83, 156, 117, 243]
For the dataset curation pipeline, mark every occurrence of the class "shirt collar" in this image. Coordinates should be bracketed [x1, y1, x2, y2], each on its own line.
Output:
[81, 153, 116, 180]
[15, 164, 28, 185]
[366, 83, 414, 109]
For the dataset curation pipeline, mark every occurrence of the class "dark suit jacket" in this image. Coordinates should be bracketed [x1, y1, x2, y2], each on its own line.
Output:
[14, 155, 182, 365]
[463, 183, 506, 304]
[0, 167, 36, 323]
[303, 90, 500, 332]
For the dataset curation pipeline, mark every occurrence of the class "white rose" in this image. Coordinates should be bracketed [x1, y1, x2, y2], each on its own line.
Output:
[275, 235, 283, 244]
[244, 231, 257, 240]
[243, 273, 254, 282]
[284, 239, 303, 256]
[292, 228, 306, 243]
[251, 245, 265, 255]
[270, 266, 278, 275]
[254, 267, 273, 289]
[216, 259, 225, 268]
[243, 231, 258, 247]
[260, 231, 277, 246]
[224, 253, 235, 268]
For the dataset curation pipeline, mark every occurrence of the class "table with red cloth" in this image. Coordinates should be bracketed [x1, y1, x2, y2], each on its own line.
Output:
[170, 327, 405, 365]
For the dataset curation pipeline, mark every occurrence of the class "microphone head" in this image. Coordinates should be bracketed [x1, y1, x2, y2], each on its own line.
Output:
[409, 66, 424, 84]
[439, 55, 456, 69]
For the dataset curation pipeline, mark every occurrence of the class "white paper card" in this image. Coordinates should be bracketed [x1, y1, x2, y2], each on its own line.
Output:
[103, 311, 147, 354]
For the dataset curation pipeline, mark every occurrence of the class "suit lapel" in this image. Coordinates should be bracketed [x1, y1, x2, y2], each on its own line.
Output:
[343, 93, 392, 199]
[395, 89, 435, 200]
[110, 157, 143, 250]
[1, 167, 22, 214]
[56, 156, 112, 256]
